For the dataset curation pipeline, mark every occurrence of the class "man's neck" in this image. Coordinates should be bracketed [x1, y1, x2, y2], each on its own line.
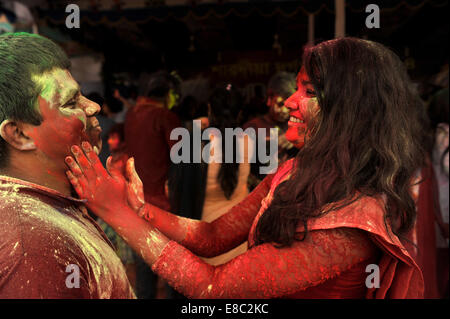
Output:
[1, 155, 73, 197]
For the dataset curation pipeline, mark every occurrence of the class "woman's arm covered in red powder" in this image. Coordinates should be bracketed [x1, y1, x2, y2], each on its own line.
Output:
[140, 173, 274, 257]
[152, 227, 377, 298]
[65, 143, 377, 299]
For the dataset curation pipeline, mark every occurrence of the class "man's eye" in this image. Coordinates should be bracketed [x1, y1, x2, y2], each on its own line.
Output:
[63, 101, 77, 109]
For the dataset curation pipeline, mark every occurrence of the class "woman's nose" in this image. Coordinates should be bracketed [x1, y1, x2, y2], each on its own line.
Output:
[284, 94, 298, 110]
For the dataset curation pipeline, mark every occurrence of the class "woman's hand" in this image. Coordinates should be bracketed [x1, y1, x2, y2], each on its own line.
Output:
[65, 141, 145, 220]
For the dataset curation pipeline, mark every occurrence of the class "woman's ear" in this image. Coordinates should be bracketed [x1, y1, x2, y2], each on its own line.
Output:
[0, 120, 36, 151]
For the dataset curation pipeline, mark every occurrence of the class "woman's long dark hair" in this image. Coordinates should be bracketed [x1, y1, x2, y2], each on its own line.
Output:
[208, 86, 243, 199]
[255, 38, 432, 247]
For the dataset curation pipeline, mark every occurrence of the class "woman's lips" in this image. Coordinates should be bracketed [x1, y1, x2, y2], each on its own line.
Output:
[288, 114, 305, 126]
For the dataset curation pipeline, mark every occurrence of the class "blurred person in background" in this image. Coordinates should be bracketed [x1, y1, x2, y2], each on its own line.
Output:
[165, 85, 251, 298]
[428, 86, 449, 298]
[86, 92, 115, 166]
[124, 70, 181, 299]
[243, 71, 298, 190]
[111, 86, 137, 123]
[106, 123, 129, 174]
[125, 70, 181, 211]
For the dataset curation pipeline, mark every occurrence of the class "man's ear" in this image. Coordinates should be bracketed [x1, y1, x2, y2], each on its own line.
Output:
[0, 120, 36, 151]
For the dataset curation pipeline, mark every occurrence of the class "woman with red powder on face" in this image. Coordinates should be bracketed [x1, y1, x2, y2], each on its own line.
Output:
[65, 38, 430, 298]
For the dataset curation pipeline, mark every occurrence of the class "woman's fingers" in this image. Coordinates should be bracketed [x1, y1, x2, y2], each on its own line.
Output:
[70, 145, 97, 182]
[66, 170, 85, 198]
[125, 158, 143, 187]
[106, 156, 123, 181]
[125, 157, 145, 211]
[65, 155, 84, 178]
[65, 157, 90, 199]
[81, 141, 108, 178]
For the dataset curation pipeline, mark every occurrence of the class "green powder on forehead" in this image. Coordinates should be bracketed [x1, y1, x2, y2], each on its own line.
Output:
[31, 69, 66, 102]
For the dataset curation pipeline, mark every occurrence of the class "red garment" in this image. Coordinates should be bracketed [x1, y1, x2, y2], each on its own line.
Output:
[243, 114, 285, 136]
[0, 176, 135, 299]
[125, 97, 181, 211]
[150, 159, 424, 298]
[412, 162, 442, 298]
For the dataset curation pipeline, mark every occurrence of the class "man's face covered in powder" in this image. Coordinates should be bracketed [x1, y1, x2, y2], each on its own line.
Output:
[268, 95, 290, 123]
[26, 68, 101, 162]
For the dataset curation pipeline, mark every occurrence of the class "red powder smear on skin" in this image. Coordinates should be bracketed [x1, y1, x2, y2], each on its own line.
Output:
[29, 97, 88, 161]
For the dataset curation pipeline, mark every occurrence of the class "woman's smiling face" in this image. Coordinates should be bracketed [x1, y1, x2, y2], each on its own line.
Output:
[284, 68, 320, 149]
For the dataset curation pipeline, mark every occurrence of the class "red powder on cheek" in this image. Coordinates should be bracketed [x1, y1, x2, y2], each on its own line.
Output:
[286, 125, 306, 149]
[28, 97, 86, 160]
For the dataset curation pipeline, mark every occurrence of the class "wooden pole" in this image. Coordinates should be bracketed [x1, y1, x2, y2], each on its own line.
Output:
[335, 0, 346, 38]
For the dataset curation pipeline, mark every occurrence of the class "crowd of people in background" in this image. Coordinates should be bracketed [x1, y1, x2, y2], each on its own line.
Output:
[85, 63, 449, 299]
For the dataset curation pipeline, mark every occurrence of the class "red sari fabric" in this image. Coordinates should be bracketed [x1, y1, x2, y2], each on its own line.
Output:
[247, 159, 424, 298]
[151, 159, 424, 298]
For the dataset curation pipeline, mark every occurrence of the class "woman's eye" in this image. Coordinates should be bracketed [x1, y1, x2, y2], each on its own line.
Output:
[306, 89, 316, 97]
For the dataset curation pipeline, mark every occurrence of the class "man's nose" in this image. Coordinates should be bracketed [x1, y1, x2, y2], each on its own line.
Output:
[82, 96, 101, 116]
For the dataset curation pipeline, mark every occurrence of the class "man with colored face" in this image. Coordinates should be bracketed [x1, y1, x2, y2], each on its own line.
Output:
[243, 71, 298, 189]
[0, 32, 135, 298]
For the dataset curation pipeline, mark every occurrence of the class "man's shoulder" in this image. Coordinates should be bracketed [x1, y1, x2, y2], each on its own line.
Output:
[0, 192, 93, 298]
[0, 181, 134, 299]
[0, 190, 85, 259]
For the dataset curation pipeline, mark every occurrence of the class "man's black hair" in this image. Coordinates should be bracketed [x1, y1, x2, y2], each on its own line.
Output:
[141, 70, 181, 99]
[267, 71, 296, 100]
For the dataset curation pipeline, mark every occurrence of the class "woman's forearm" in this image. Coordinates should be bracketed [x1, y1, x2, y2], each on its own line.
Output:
[140, 202, 201, 244]
[140, 173, 273, 257]
[105, 204, 170, 265]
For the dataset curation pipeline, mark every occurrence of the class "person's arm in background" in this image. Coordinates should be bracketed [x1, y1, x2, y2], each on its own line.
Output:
[113, 89, 133, 110]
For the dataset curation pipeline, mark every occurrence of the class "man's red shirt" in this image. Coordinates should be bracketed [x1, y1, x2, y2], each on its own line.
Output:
[125, 97, 181, 210]
[0, 176, 135, 299]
